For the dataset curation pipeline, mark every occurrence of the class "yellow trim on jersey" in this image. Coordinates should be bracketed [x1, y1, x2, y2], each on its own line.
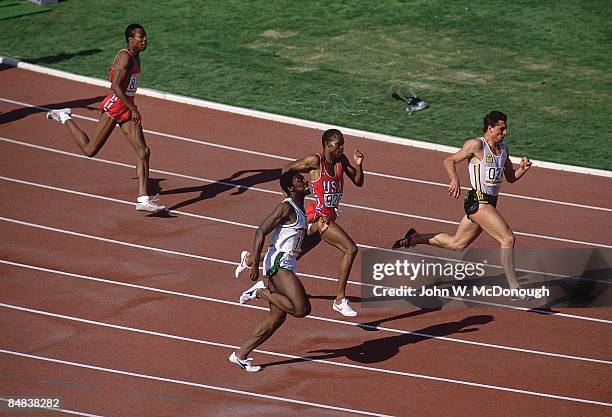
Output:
[476, 164, 482, 192]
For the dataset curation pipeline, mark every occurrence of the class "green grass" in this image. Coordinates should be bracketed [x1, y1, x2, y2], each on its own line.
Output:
[1, 0, 611, 170]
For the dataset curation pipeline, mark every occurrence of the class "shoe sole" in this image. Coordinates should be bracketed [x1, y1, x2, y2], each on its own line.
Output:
[136, 206, 166, 213]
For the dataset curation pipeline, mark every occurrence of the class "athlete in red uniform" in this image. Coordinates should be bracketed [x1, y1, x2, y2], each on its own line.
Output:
[281, 129, 364, 316]
[45, 24, 164, 213]
[306, 152, 344, 223]
[100, 48, 141, 124]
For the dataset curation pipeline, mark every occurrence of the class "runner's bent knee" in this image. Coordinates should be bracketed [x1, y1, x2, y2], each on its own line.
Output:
[292, 301, 311, 318]
[500, 230, 515, 248]
[346, 242, 358, 258]
[138, 145, 150, 161]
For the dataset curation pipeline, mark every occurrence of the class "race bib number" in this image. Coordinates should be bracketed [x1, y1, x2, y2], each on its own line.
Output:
[486, 167, 503, 184]
[324, 192, 342, 208]
[126, 74, 140, 94]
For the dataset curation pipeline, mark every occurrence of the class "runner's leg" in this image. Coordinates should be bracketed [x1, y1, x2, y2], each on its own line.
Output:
[419, 215, 482, 250]
[120, 121, 150, 197]
[320, 222, 358, 302]
[295, 231, 322, 260]
[65, 112, 116, 157]
[469, 204, 519, 288]
[235, 303, 286, 360]
[257, 269, 311, 317]
[236, 270, 309, 359]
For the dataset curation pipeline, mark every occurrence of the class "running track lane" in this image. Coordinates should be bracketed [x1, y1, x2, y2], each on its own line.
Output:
[1, 66, 611, 416]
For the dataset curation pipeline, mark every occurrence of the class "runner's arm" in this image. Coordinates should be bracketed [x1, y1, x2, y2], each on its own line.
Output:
[341, 150, 364, 187]
[504, 152, 532, 183]
[249, 202, 291, 281]
[280, 154, 319, 185]
[110, 51, 141, 125]
[443, 139, 482, 198]
[281, 155, 319, 175]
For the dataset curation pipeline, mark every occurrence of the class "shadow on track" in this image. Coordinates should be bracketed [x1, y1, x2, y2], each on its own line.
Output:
[0, 96, 106, 124]
[260, 314, 493, 368]
[161, 168, 281, 211]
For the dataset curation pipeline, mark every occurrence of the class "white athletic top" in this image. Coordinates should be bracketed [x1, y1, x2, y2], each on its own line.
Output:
[469, 137, 507, 196]
[268, 198, 307, 254]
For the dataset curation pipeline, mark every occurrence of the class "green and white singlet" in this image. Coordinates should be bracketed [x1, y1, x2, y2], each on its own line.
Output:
[263, 198, 307, 277]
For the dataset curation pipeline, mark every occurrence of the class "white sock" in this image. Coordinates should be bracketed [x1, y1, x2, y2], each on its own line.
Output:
[137, 195, 150, 203]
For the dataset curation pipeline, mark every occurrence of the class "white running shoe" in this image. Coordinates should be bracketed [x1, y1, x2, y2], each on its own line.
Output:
[136, 194, 166, 213]
[45, 108, 72, 124]
[333, 298, 357, 317]
[239, 280, 266, 304]
[234, 250, 250, 278]
[229, 352, 261, 372]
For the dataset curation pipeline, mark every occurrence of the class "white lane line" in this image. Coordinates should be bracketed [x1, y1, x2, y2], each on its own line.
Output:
[0, 398, 104, 417]
[1, 96, 611, 213]
[0, 349, 399, 417]
[1, 215, 611, 324]
[355, 170, 612, 212]
[0, 175, 257, 230]
[2, 259, 611, 361]
[2, 135, 611, 249]
[2, 66, 612, 181]
[1, 174, 610, 287]
[1, 347, 610, 408]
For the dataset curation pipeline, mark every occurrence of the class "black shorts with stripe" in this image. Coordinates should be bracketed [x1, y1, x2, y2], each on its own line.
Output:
[464, 189, 498, 217]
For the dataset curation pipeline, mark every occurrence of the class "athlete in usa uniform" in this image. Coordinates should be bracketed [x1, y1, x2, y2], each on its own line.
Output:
[307, 151, 344, 223]
[393, 111, 532, 297]
[280, 129, 364, 317]
[45, 24, 164, 213]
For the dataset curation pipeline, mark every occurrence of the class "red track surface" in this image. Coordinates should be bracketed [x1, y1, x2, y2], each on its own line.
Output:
[0, 66, 611, 417]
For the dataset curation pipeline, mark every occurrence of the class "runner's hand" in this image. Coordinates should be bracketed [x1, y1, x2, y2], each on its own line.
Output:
[520, 156, 532, 171]
[131, 107, 142, 126]
[448, 179, 461, 199]
[353, 149, 364, 166]
[249, 266, 260, 281]
[317, 215, 331, 234]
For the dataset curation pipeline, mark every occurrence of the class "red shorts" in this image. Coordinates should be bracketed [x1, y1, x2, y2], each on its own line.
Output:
[306, 202, 338, 223]
[100, 93, 133, 124]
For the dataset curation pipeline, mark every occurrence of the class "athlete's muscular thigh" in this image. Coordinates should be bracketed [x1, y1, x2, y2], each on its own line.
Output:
[320, 222, 355, 252]
[269, 270, 309, 312]
[453, 214, 482, 248]
[470, 204, 512, 244]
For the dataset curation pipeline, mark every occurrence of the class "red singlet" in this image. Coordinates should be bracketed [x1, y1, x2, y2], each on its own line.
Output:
[306, 153, 344, 222]
[100, 49, 141, 123]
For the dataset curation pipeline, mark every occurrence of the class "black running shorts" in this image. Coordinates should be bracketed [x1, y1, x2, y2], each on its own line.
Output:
[464, 189, 498, 217]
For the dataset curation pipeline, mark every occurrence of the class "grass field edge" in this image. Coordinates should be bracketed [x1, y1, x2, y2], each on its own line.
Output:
[2, 55, 611, 179]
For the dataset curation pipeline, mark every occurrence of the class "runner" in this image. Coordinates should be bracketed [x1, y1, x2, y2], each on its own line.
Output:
[393, 111, 532, 298]
[45, 24, 164, 213]
[231, 173, 328, 372]
[279, 128, 364, 316]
